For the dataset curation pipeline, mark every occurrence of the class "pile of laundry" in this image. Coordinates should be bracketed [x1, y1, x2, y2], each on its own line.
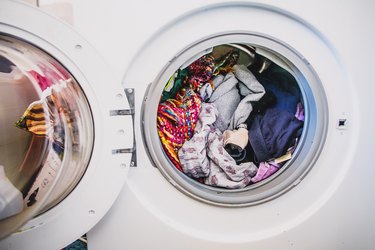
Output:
[157, 49, 304, 189]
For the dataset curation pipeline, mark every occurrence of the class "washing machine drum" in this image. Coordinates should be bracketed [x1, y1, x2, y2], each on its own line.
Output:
[142, 33, 328, 206]
[0, 0, 132, 246]
[157, 44, 304, 185]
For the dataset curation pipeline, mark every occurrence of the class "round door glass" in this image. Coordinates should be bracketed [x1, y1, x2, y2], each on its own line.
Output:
[0, 34, 94, 238]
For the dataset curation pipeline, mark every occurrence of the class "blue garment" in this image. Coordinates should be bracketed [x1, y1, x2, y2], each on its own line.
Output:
[0, 56, 14, 73]
[247, 108, 303, 162]
[255, 64, 301, 115]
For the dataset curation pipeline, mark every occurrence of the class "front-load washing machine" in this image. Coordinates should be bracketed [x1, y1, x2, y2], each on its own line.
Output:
[1, 0, 375, 249]
[72, 0, 375, 249]
[0, 0, 135, 249]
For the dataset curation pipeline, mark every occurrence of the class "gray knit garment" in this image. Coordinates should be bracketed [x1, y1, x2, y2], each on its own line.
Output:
[208, 64, 265, 132]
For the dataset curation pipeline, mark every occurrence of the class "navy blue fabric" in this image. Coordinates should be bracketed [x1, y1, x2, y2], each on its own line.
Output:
[246, 91, 276, 121]
[248, 108, 303, 162]
[254, 64, 301, 115]
[0, 56, 14, 73]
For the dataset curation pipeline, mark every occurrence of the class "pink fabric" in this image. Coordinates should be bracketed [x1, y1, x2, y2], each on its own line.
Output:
[251, 162, 280, 183]
[295, 102, 305, 121]
[29, 70, 52, 91]
[28, 64, 65, 91]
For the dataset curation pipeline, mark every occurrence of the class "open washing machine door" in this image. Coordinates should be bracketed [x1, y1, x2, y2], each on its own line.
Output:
[0, 1, 134, 249]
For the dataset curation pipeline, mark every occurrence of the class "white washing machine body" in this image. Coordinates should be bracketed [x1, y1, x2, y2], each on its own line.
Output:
[70, 0, 375, 249]
[1, 0, 375, 249]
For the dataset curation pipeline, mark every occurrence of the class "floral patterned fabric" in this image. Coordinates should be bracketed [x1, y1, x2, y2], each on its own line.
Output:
[178, 103, 258, 188]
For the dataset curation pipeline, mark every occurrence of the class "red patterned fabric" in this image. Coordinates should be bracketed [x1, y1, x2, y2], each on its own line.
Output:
[187, 55, 215, 91]
[157, 88, 201, 170]
[156, 51, 239, 171]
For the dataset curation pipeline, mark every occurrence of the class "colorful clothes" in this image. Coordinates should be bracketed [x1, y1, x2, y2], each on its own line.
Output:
[158, 53, 232, 171]
[15, 100, 50, 136]
[187, 54, 215, 91]
[160, 50, 239, 102]
[161, 68, 188, 102]
[157, 88, 202, 171]
[213, 49, 240, 76]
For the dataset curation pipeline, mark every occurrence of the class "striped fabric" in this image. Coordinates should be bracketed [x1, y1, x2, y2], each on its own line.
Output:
[14, 83, 77, 160]
[15, 100, 52, 136]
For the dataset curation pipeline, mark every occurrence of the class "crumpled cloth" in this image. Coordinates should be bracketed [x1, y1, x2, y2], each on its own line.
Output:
[161, 54, 215, 102]
[251, 162, 280, 183]
[260, 63, 301, 114]
[162, 50, 239, 103]
[157, 88, 202, 171]
[247, 108, 303, 162]
[199, 82, 214, 101]
[295, 102, 305, 121]
[161, 68, 188, 102]
[187, 55, 215, 91]
[208, 64, 265, 132]
[157, 52, 241, 171]
[213, 49, 240, 76]
[178, 103, 258, 189]
[15, 100, 51, 136]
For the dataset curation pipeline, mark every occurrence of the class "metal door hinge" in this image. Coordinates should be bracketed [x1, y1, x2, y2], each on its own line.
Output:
[109, 88, 137, 167]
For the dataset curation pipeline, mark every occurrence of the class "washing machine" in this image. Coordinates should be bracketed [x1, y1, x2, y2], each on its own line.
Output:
[1, 0, 375, 249]
[75, 0, 375, 249]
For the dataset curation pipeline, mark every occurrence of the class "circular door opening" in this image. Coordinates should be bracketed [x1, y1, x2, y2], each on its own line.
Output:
[142, 33, 327, 207]
[0, 33, 94, 237]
